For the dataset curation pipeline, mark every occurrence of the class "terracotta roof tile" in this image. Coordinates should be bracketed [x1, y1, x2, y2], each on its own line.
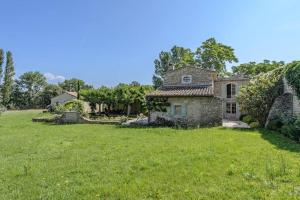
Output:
[147, 85, 213, 97]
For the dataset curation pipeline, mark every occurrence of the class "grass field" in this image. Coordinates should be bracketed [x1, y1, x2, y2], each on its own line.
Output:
[1, 110, 300, 199]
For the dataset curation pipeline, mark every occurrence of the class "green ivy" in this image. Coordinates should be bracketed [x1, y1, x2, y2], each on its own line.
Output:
[146, 97, 170, 112]
[285, 61, 300, 99]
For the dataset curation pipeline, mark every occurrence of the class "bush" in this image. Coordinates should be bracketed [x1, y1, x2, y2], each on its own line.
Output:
[279, 116, 300, 142]
[249, 122, 260, 129]
[266, 118, 283, 131]
[242, 115, 256, 124]
[53, 100, 85, 115]
[150, 117, 174, 127]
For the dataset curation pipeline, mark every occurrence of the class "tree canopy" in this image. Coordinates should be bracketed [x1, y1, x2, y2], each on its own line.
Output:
[152, 38, 238, 88]
[59, 78, 93, 92]
[232, 60, 285, 77]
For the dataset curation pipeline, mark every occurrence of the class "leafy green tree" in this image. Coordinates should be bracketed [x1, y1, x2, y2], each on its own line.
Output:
[18, 71, 47, 107]
[285, 61, 300, 98]
[2, 51, 15, 107]
[152, 46, 195, 88]
[59, 78, 93, 92]
[0, 49, 3, 85]
[41, 84, 62, 107]
[237, 67, 284, 126]
[195, 38, 238, 73]
[0, 49, 4, 103]
[232, 60, 285, 77]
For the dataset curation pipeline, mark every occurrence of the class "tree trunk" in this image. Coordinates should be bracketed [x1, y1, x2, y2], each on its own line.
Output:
[127, 104, 131, 116]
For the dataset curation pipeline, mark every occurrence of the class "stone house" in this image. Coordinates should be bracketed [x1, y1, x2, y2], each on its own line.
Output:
[50, 91, 97, 113]
[146, 66, 249, 126]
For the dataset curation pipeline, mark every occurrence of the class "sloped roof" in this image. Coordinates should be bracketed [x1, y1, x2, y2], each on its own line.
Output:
[66, 91, 78, 97]
[146, 85, 214, 97]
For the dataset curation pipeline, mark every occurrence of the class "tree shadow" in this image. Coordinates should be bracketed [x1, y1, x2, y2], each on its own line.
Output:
[258, 128, 300, 153]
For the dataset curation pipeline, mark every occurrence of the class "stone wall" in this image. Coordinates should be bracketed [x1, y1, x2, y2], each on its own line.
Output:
[283, 78, 300, 116]
[164, 67, 216, 86]
[150, 96, 222, 126]
[266, 93, 293, 126]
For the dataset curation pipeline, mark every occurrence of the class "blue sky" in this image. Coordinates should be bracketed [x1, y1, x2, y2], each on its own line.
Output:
[0, 0, 299, 87]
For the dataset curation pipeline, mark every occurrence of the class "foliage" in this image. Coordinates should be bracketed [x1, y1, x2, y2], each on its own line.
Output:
[2, 110, 300, 199]
[285, 61, 300, 99]
[0, 49, 3, 85]
[279, 116, 300, 142]
[1, 51, 15, 107]
[58, 78, 93, 92]
[232, 60, 285, 77]
[242, 115, 256, 125]
[266, 118, 284, 131]
[40, 84, 62, 107]
[152, 38, 237, 88]
[146, 97, 170, 112]
[195, 38, 238, 73]
[62, 99, 85, 114]
[237, 67, 284, 126]
[249, 122, 260, 129]
[18, 71, 47, 107]
[152, 46, 195, 88]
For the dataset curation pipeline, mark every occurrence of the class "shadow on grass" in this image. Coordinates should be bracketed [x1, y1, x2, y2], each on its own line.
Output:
[258, 128, 300, 153]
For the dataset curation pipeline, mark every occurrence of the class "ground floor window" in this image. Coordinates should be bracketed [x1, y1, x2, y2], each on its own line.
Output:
[174, 105, 182, 116]
[226, 102, 236, 114]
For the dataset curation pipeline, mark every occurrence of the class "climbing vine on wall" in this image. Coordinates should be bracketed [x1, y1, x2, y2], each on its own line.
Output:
[237, 67, 284, 126]
[146, 97, 170, 112]
[285, 61, 300, 99]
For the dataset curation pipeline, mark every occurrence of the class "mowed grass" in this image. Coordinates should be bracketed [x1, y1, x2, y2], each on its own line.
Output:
[1, 111, 300, 200]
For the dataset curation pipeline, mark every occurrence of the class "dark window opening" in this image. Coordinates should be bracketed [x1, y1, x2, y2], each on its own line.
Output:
[227, 84, 236, 98]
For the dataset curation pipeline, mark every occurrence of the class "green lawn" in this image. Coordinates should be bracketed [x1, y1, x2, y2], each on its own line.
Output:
[1, 111, 300, 200]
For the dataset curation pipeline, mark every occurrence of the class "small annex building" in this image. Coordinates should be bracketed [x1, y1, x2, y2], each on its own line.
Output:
[146, 66, 249, 126]
[50, 91, 96, 113]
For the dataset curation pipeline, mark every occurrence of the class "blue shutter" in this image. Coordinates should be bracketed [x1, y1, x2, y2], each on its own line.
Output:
[171, 104, 175, 116]
[181, 104, 187, 117]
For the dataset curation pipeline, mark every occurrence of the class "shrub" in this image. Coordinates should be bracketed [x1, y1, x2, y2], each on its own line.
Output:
[279, 116, 300, 142]
[53, 100, 85, 115]
[249, 122, 260, 129]
[150, 117, 174, 127]
[237, 67, 284, 126]
[242, 115, 255, 124]
[285, 61, 300, 99]
[266, 118, 283, 131]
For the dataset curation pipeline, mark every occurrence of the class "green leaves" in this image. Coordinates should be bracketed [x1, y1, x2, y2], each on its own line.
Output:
[152, 38, 238, 88]
[232, 60, 285, 77]
[237, 67, 284, 126]
[285, 61, 300, 99]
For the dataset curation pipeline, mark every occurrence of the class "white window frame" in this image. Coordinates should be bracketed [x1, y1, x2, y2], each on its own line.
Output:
[181, 75, 192, 84]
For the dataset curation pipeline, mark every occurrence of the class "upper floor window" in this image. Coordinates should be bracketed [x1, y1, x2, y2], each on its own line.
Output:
[226, 83, 236, 98]
[182, 75, 192, 84]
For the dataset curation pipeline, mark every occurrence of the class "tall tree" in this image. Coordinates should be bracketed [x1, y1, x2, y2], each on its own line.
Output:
[40, 84, 62, 107]
[232, 60, 285, 77]
[195, 38, 238, 73]
[59, 78, 93, 92]
[152, 46, 195, 88]
[0, 49, 4, 85]
[0, 49, 4, 103]
[2, 51, 15, 106]
[18, 71, 47, 108]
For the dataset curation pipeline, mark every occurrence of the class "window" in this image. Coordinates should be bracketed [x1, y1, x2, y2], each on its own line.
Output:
[226, 83, 236, 98]
[226, 103, 237, 114]
[182, 75, 192, 84]
[174, 105, 182, 116]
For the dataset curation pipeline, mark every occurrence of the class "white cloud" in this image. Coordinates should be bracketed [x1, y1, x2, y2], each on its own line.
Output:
[44, 72, 65, 83]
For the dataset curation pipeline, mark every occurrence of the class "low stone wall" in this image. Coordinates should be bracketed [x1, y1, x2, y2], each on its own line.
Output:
[33, 112, 121, 124]
[266, 93, 293, 126]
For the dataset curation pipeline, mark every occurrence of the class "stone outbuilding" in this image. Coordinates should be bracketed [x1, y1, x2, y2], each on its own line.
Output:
[146, 66, 249, 126]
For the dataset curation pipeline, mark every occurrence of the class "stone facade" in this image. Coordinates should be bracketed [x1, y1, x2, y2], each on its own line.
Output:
[164, 67, 217, 86]
[149, 97, 222, 126]
[147, 66, 249, 126]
